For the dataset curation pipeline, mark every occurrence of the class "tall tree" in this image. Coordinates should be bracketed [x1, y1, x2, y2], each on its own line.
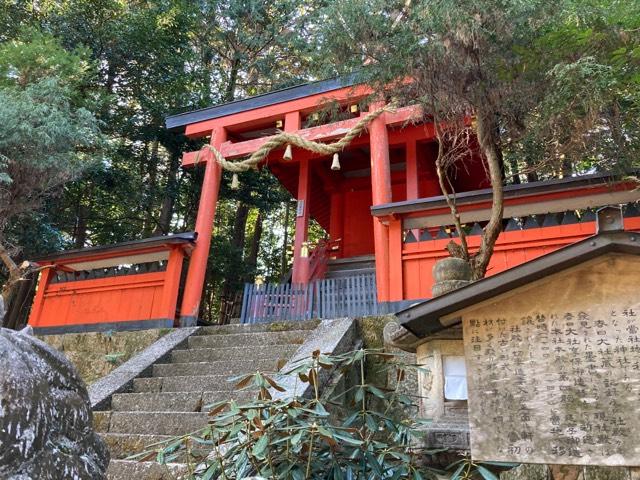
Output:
[0, 31, 105, 315]
[316, 0, 640, 279]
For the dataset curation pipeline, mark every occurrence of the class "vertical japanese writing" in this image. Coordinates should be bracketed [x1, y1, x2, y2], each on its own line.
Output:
[466, 306, 638, 463]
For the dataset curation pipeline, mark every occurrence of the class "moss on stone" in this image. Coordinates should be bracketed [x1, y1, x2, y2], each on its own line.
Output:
[38, 328, 172, 385]
[584, 467, 631, 480]
[500, 464, 548, 480]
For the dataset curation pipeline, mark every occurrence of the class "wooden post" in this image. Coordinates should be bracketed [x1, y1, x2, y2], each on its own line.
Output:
[27, 267, 53, 328]
[369, 102, 392, 302]
[292, 157, 311, 284]
[406, 139, 419, 200]
[161, 246, 185, 326]
[388, 218, 404, 301]
[285, 111, 311, 285]
[180, 127, 227, 326]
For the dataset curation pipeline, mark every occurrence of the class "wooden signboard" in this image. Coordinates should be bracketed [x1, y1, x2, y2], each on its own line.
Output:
[461, 254, 640, 466]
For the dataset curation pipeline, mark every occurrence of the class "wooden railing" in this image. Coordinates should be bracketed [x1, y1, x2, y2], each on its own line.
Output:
[307, 238, 342, 282]
[240, 273, 385, 324]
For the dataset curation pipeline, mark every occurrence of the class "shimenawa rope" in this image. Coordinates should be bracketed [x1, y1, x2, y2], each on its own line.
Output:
[194, 104, 395, 184]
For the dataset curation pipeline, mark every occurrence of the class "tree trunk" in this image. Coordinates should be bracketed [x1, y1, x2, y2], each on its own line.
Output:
[281, 200, 291, 278]
[74, 203, 89, 248]
[470, 108, 504, 280]
[154, 152, 181, 235]
[247, 210, 264, 277]
[143, 138, 160, 236]
[0, 243, 21, 326]
[232, 203, 249, 250]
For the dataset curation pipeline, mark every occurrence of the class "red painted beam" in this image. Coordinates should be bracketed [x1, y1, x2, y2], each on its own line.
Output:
[181, 105, 425, 167]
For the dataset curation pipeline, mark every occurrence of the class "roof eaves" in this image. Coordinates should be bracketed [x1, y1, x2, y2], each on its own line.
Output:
[165, 75, 359, 132]
[33, 232, 197, 263]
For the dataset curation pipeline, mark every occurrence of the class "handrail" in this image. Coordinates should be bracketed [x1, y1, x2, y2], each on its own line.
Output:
[307, 238, 342, 282]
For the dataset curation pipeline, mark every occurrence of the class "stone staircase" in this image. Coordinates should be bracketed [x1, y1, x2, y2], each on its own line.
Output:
[95, 321, 319, 479]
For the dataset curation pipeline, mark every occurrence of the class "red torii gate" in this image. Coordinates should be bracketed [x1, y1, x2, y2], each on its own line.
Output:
[172, 82, 427, 325]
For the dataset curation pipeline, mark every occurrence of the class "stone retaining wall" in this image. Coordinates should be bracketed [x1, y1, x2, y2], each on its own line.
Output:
[38, 328, 171, 384]
[501, 464, 640, 480]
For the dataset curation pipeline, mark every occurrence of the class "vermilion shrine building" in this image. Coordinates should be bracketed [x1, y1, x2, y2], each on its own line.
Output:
[27, 78, 640, 333]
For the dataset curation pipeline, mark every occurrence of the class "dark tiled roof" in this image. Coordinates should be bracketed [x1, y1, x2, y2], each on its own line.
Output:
[165, 76, 358, 132]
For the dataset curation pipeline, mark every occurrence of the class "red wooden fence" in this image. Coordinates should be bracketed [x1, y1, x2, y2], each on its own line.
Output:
[28, 233, 194, 334]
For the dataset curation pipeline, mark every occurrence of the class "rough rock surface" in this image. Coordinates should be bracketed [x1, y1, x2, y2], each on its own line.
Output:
[0, 328, 109, 479]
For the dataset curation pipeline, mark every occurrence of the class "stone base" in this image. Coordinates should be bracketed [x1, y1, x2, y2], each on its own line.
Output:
[420, 417, 470, 450]
[501, 465, 639, 480]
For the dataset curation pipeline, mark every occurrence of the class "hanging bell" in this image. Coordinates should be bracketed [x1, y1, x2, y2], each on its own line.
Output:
[283, 144, 293, 161]
[231, 173, 240, 190]
[331, 152, 341, 171]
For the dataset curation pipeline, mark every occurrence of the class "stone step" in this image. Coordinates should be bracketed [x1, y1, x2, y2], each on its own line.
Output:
[195, 319, 319, 335]
[324, 267, 375, 279]
[108, 411, 210, 436]
[187, 330, 308, 349]
[152, 358, 283, 377]
[171, 344, 300, 363]
[102, 433, 173, 459]
[107, 460, 187, 480]
[111, 390, 256, 412]
[133, 374, 262, 393]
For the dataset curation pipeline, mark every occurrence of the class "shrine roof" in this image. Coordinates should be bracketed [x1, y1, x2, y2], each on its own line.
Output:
[165, 76, 357, 132]
[33, 232, 197, 264]
[370, 171, 635, 218]
[397, 212, 640, 338]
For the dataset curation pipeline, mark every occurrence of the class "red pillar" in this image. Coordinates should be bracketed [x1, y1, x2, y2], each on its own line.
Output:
[406, 139, 419, 200]
[369, 102, 392, 302]
[292, 157, 311, 284]
[180, 127, 227, 326]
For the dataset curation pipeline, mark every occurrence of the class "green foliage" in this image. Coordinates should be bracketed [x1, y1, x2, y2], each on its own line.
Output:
[448, 457, 519, 480]
[316, 0, 640, 178]
[0, 29, 92, 92]
[133, 349, 449, 479]
[0, 77, 104, 235]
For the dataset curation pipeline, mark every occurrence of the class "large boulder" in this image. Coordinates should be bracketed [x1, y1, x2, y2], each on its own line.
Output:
[0, 328, 109, 479]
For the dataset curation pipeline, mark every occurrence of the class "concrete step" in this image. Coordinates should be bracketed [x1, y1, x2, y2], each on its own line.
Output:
[195, 319, 319, 335]
[152, 358, 283, 377]
[171, 344, 300, 363]
[102, 433, 173, 459]
[111, 390, 256, 412]
[187, 330, 308, 349]
[108, 411, 210, 436]
[133, 374, 262, 393]
[107, 460, 187, 480]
